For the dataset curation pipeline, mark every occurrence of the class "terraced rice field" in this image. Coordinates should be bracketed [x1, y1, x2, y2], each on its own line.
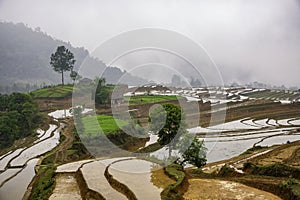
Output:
[52, 157, 172, 200]
[187, 117, 300, 163]
[0, 110, 67, 200]
[183, 179, 281, 200]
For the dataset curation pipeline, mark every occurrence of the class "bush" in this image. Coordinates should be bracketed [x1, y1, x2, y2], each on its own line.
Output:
[218, 164, 237, 177]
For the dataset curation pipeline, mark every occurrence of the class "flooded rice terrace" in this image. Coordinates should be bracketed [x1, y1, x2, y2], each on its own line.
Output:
[189, 117, 300, 163]
[0, 105, 300, 199]
[0, 111, 65, 200]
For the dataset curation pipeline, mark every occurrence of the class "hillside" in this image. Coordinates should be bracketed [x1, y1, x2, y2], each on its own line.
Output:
[0, 22, 146, 93]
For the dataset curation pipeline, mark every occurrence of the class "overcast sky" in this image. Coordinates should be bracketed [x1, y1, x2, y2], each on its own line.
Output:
[0, 0, 300, 87]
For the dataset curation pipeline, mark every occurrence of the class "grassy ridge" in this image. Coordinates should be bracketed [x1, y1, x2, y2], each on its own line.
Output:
[82, 115, 128, 136]
[126, 95, 179, 105]
[29, 165, 55, 200]
[30, 85, 74, 98]
[161, 163, 186, 200]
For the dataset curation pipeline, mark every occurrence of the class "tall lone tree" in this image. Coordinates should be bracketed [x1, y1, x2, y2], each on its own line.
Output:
[149, 103, 187, 157]
[50, 46, 76, 86]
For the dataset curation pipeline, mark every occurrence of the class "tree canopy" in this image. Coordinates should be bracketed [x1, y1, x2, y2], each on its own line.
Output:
[0, 93, 40, 148]
[149, 103, 187, 157]
[94, 77, 111, 105]
[178, 134, 207, 168]
[50, 46, 76, 86]
[149, 103, 207, 167]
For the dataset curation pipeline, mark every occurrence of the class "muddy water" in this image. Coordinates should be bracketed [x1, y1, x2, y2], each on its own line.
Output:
[108, 159, 162, 200]
[0, 159, 39, 200]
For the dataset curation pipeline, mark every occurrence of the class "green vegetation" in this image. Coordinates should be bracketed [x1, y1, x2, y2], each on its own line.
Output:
[50, 46, 76, 86]
[161, 163, 186, 200]
[82, 115, 128, 136]
[94, 78, 114, 105]
[127, 95, 179, 105]
[29, 165, 56, 200]
[30, 85, 74, 98]
[243, 163, 300, 179]
[0, 93, 41, 148]
[70, 70, 81, 83]
[149, 103, 186, 157]
[178, 135, 207, 168]
[218, 164, 239, 177]
[279, 178, 300, 199]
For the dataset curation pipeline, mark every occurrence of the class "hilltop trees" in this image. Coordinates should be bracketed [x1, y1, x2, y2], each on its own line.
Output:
[50, 46, 76, 86]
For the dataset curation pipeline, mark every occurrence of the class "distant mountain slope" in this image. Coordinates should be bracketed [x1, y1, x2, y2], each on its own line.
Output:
[0, 22, 146, 91]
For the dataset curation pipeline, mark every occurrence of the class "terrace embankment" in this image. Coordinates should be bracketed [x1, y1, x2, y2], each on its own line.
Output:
[185, 140, 300, 200]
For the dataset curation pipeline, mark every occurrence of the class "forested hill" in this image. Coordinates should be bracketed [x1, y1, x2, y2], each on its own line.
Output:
[0, 22, 146, 93]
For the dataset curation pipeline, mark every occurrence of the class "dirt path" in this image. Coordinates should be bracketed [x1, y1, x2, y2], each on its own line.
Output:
[183, 179, 281, 200]
[49, 173, 82, 200]
[53, 118, 75, 164]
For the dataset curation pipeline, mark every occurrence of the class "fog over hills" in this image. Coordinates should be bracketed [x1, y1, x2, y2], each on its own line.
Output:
[0, 0, 299, 88]
[0, 22, 147, 91]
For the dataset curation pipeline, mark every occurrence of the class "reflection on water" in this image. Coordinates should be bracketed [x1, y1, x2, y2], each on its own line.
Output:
[0, 168, 21, 185]
[11, 124, 62, 167]
[109, 159, 162, 200]
[0, 149, 24, 171]
[203, 132, 300, 163]
[0, 109, 66, 199]
[258, 134, 300, 146]
[0, 159, 38, 200]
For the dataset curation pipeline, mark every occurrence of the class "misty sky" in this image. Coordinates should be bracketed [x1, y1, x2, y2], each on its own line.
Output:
[0, 0, 300, 87]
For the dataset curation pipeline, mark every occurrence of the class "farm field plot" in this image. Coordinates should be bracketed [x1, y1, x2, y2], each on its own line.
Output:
[82, 115, 128, 135]
[183, 179, 281, 200]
